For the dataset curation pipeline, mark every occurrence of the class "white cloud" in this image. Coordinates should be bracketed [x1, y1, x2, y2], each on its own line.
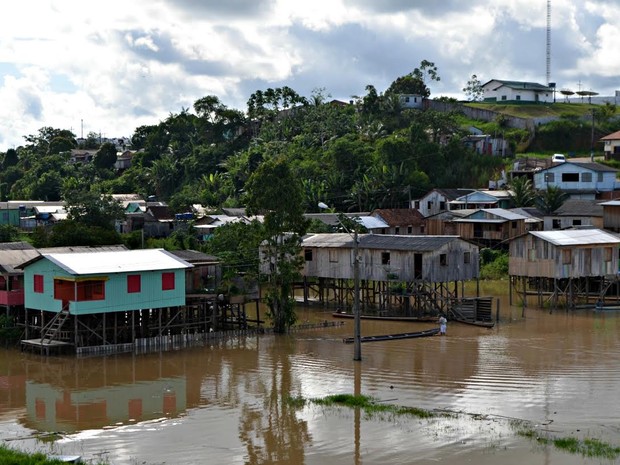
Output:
[0, 0, 618, 151]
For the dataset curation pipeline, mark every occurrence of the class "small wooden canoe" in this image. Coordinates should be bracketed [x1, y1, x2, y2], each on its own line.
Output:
[343, 327, 439, 343]
[452, 318, 495, 328]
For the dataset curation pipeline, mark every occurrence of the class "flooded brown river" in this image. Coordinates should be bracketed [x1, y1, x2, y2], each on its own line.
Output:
[2, 286, 620, 464]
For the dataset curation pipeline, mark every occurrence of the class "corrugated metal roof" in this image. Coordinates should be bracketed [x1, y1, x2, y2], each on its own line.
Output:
[529, 229, 620, 246]
[455, 208, 528, 222]
[0, 249, 41, 274]
[302, 233, 463, 251]
[41, 249, 193, 275]
[487, 80, 551, 91]
[453, 218, 506, 224]
[0, 242, 35, 251]
[168, 249, 219, 264]
[358, 216, 389, 229]
[553, 199, 603, 217]
[542, 161, 618, 173]
[37, 245, 128, 254]
[482, 208, 528, 220]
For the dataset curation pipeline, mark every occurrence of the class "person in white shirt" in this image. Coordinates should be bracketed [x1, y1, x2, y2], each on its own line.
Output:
[438, 315, 447, 335]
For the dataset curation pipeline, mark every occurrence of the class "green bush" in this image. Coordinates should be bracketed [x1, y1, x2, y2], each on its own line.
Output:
[480, 249, 509, 280]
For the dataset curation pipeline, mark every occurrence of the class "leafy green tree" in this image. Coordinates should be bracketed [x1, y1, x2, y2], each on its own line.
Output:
[0, 225, 20, 242]
[23, 127, 75, 156]
[64, 189, 125, 229]
[94, 142, 118, 171]
[48, 136, 76, 155]
[385, 60, 441, 98]
[204, 220, 265, 274]
[2, 149, 18, 169]
[83, 131, 102, 149]
[193, 95, 247, 145]
[245, 158, 308, 333]
[42, 220, 121, 247]
[463, 74, 484, 101]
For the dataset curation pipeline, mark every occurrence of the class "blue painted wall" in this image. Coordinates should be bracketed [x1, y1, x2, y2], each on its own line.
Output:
[24, 257, 187, 315]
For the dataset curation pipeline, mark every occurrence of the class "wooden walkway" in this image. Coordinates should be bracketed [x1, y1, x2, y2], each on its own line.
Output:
[21, 338, 74, 355]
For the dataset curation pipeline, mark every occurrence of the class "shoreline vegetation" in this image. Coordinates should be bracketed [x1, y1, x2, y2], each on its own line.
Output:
[0, 445, 104, 464]
[288, 394, 620, 461]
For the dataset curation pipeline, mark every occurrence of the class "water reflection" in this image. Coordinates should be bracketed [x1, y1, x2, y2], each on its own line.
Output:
[0, 305, 619, 464]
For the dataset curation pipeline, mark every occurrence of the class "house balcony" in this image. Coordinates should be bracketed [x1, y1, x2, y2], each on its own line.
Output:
[0, 289, 25, 306]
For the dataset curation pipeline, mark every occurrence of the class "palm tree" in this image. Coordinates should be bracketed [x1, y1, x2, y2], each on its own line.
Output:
[536, 185, 568, 214]
[509, 176, 537, 207]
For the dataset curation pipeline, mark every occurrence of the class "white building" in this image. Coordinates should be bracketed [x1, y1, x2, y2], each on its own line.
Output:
[533, 161, 619, 198]
[482, 80, 553, 103]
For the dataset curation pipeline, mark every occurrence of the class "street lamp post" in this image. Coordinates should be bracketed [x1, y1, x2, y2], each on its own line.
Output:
[352, 227, 361, 361]
[590, 109, 595, 162]
[319, 202, 362, 361]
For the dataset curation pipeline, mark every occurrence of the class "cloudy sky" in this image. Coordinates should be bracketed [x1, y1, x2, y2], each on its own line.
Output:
[1, 0, 619, 151]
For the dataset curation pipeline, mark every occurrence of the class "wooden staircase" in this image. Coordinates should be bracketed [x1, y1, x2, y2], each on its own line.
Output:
[40, 307, 71, 344]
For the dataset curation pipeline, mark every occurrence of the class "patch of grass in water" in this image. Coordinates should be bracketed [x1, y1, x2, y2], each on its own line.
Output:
[516, 427, 620, 460]
[554, 437, 620, 459]
[289, 393, 435, 419]
[286, 395, 306, 408]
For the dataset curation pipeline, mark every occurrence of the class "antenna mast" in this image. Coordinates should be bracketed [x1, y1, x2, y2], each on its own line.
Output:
[546, 0, 551, 85]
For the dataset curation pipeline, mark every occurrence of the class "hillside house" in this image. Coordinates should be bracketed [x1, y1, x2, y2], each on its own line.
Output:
[533, 162, 619, 198]
[544, 199, 604, 230]
[0, 202, 24, 227]
[412, 188, 475, 217]
[462, 134, 509, 157]
[124, 204, 175, 237]
[370, 209, 426, 235]
[114, 150, 136, 170]
[69, 149, 98, 164]
[600, 130, 620, 161]
[450, 190, 513, 210]
[482, 79, 553, 103]
[399, 94, 424, 109]
[452, 208, 528, 247]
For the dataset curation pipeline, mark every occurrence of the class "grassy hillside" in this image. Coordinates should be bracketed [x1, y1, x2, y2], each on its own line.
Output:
[464, 102, 597, 119]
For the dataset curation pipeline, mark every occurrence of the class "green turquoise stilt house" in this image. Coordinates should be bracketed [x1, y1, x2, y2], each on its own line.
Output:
[18, 248, 195, 354]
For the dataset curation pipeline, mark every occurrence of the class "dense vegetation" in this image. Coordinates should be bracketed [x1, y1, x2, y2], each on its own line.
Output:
[1, 67, 619, 329]
[0, 68, 512, 217]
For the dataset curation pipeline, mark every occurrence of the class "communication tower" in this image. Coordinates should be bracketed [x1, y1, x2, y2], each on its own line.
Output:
[546, 0, 551, 85]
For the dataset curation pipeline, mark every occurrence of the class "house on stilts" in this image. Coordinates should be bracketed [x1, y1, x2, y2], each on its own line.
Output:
[16, 248, 226, 355]
[509, 229, 620, 310]
[295, 233, 481, 318]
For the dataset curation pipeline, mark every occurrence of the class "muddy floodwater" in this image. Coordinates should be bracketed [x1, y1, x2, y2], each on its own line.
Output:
[1, 288, 620, 464]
